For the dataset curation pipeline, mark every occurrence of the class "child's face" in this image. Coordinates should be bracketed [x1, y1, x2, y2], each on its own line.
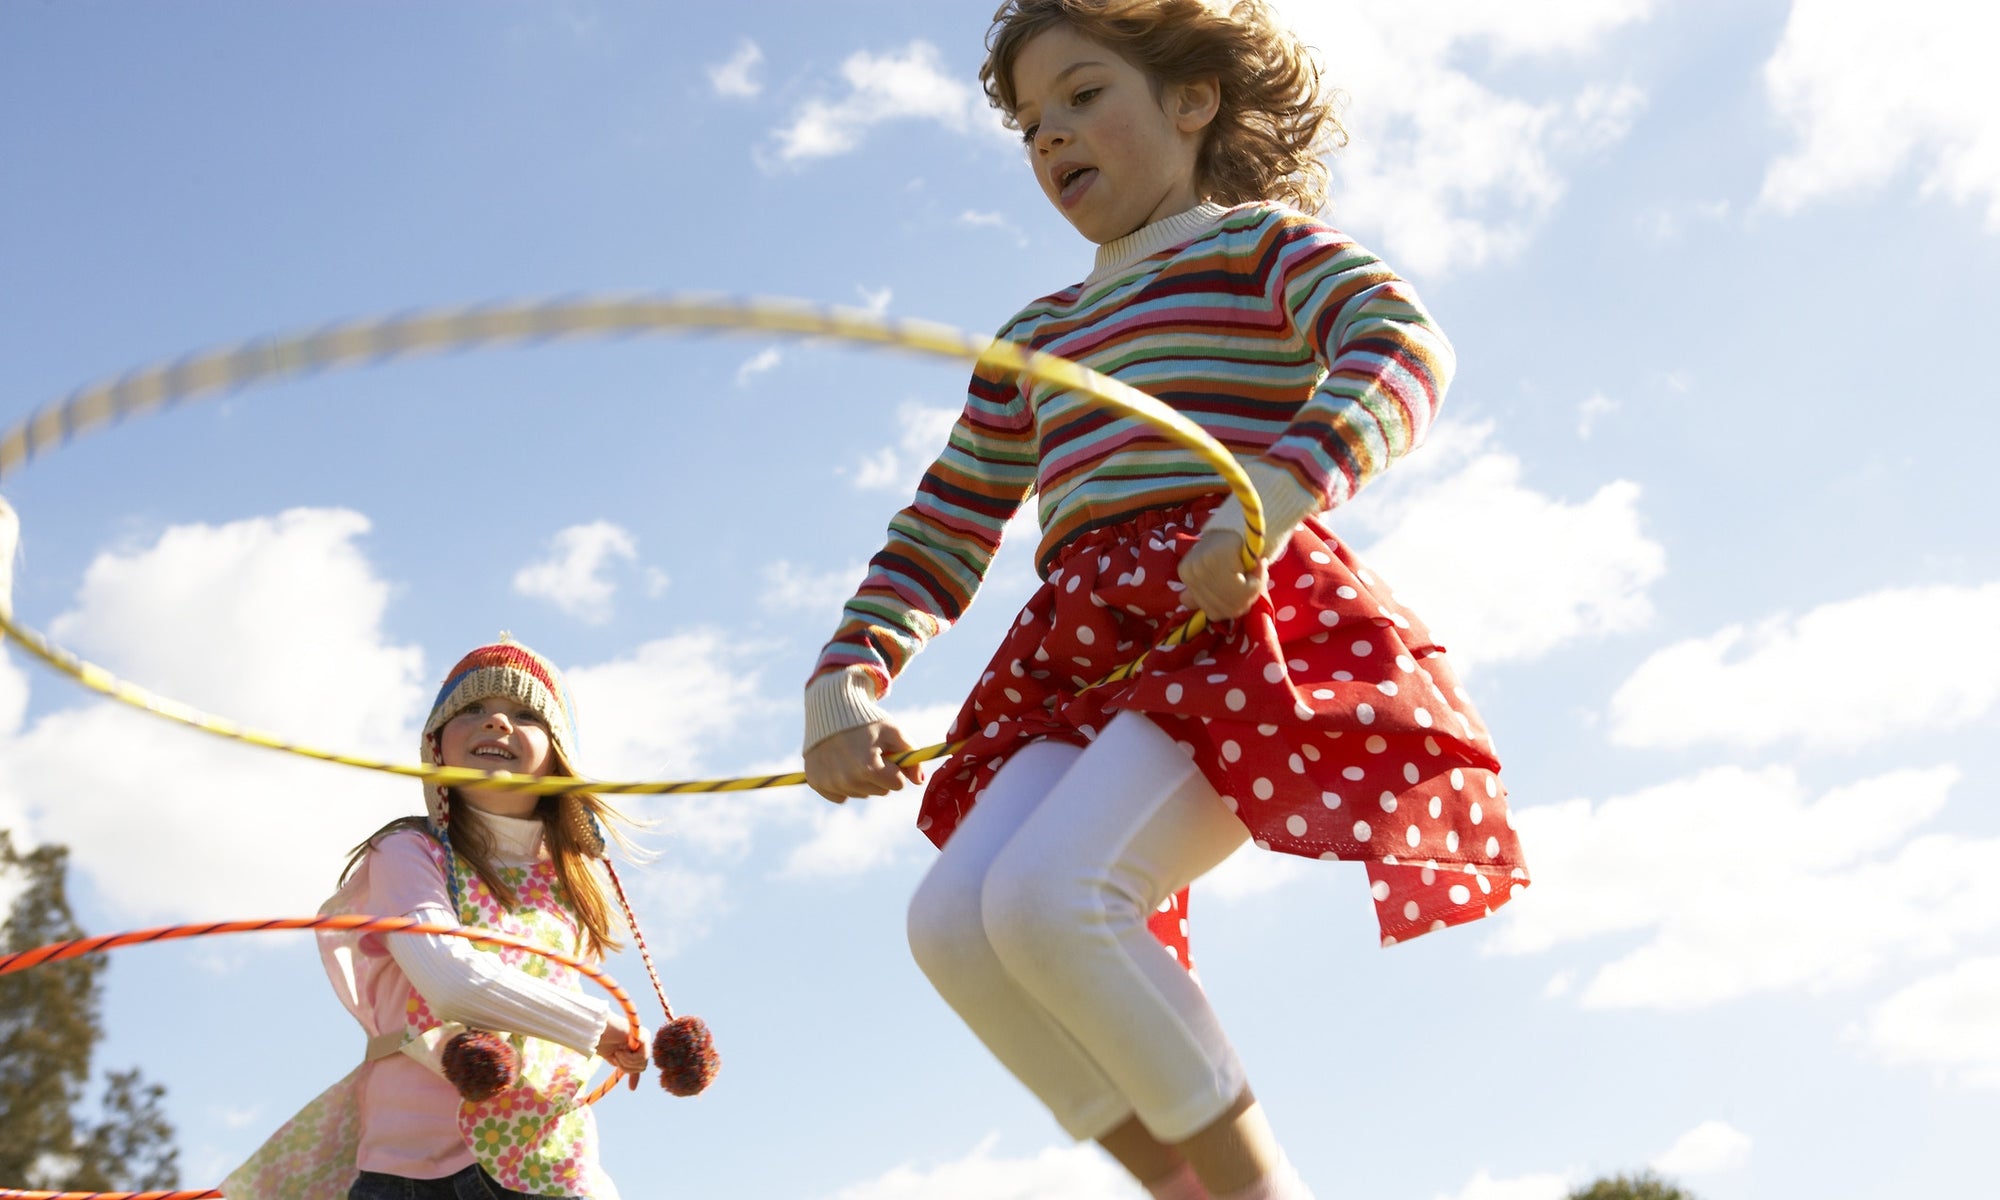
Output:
[1009, 23, 1215, 245]
[440, 696, 555, 816]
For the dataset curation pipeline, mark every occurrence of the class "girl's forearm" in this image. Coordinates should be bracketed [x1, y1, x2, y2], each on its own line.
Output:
[387, 906, 610, 1055]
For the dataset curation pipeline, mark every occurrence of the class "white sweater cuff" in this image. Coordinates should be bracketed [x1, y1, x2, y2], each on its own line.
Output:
[803, 666, 889, 753]
[1200, 460, 1325, 564]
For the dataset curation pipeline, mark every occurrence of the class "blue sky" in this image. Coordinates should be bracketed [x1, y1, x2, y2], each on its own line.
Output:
[2, 2, 1997, 1197]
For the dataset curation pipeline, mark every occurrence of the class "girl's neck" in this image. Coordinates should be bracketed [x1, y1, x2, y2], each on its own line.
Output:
[456, 806, 546, 861]
[1087, 200, 1234, 285]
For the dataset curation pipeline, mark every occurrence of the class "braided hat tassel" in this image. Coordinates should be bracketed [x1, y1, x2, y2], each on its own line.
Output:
[605, 858, 718, 1096]
[425, 731, 466, 917]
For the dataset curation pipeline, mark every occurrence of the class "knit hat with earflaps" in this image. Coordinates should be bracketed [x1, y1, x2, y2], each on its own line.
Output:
[421, 638, 606, 883]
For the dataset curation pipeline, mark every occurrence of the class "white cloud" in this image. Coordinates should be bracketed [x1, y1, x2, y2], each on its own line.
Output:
[1204, 838, 1310, 901]
[615, 864, 730, 961]
[4, 509, 424, 920]
[1608, 583, 2000, 752]
[848, 401, 960, 492]
[822, 1134, 1137, 1200]
[960, 209, 1029, 246]
[1862, 955, 2000, 1089]
[761, 560, 870, 614]
[1345, 424, 1664, 670]
[857, 285, 894, 315]
[1760, 0, 2000, 230]
[1432, 1167, 1576, 1200]
[1276, 0, 1653, 273]
[708, 39, 764, 99]
[781, 700, 959, 879]
[1635, 198, 1731, 243]
[1652, 1120, 1752, 1175]
[511, 521, 640, 624]
[1491, 764, 2000, 1009]
[46, 509, 423, 736]
[1413, 0, 1657, 58]
[1, 492, 18, 621]
[769, 42, 1003, 165]
[1576, 392, 1616, 438]
[735, 346, 783, 386]
[563, 631, 773, 781]
[642, 780, 813, 865]
[0, 644, 27, 743]
[781, 791, 925, 879]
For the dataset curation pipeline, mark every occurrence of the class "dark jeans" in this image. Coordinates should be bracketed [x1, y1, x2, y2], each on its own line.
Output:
[348, 1166, 578, 1200]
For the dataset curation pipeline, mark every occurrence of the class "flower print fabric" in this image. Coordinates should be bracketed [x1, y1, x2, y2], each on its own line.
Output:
[408, 840, 613, 1199]
[223, 836, 618, 1200]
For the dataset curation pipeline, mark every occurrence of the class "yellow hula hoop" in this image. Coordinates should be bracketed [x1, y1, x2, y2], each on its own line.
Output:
[0, 294, 1265, 796]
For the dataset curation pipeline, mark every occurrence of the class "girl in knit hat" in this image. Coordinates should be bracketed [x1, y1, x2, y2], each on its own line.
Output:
[804, 3, 1527, 1198]
[226, 639, 653, 1200]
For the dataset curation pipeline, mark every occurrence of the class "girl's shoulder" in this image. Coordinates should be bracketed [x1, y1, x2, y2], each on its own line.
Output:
[995, 203, 1360, 339]
[1213, 200, 1352, 249]
[996, 281, 1087, 342]
[361, 821, 445, 871]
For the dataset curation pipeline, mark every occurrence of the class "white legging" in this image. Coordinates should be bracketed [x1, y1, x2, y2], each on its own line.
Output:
[907, 711, 1251, 1143]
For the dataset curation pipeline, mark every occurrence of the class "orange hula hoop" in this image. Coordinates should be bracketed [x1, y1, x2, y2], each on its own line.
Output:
[0, 914, 646, 1200]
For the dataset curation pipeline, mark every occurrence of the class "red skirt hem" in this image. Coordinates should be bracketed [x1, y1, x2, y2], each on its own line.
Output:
[919, 500, 1531, 947]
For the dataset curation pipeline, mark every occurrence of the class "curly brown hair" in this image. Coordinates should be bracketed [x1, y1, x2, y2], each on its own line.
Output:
[980, 0, 1345, 214]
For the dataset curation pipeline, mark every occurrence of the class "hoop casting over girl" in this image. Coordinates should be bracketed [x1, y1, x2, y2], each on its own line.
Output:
[226, 639, 712, 1200]
[803, 3, 1531, 1198]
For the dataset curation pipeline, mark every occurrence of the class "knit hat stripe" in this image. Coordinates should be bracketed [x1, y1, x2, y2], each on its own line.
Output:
[419, 643, 581, 799]
[432, 645, 570, 723]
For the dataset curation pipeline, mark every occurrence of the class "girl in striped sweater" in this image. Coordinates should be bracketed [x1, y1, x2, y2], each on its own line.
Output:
[804, 3, 1528, 1197]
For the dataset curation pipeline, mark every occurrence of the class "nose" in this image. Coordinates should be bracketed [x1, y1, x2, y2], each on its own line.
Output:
[1033, 121, 1068, 155]
[481, 710, 514, 731]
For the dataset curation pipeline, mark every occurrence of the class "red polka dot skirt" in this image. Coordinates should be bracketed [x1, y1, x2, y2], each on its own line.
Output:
[920, 500, 1531, 949]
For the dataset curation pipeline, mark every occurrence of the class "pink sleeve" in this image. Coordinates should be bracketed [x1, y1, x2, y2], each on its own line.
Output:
[365, 829, 454, 923]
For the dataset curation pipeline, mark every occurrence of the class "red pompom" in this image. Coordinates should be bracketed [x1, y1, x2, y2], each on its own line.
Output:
[652, 1016, 719, 1096]
[442, 1029, 518, 1102]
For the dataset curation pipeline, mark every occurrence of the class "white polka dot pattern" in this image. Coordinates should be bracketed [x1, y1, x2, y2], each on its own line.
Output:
[920, 500, 1527, 952]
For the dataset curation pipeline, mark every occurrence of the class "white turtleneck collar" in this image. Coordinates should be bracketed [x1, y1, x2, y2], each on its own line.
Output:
[457, 808, 547, 863]
[1086, 201, 1233, 286]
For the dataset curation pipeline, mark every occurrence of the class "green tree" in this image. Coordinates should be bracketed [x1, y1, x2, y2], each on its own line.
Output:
[1568, 1171, 1698, 1200]
[0, 830, 179, 1192]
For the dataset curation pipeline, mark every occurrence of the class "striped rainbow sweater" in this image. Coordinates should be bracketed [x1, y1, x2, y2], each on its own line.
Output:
[813, 200, 1455, 695]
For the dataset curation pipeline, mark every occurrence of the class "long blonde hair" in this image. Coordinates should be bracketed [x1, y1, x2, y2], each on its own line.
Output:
[980, 0, 1345, 214]
[342, 745, 640, 959]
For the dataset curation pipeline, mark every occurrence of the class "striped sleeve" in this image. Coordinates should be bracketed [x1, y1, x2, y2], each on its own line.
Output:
[1263, 221, 1456, 511]
[811, 361, 1039, 693]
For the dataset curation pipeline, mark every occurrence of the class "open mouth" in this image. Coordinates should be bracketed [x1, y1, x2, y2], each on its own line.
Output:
[1057, 165, 1097, 203]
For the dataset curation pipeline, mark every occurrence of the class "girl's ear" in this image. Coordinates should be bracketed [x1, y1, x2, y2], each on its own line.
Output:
[1172, 75, 1221, 133]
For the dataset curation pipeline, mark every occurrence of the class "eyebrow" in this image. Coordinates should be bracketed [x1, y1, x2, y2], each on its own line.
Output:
[1018, 61, 1110, 116]
[1051, 61, 1109, 87]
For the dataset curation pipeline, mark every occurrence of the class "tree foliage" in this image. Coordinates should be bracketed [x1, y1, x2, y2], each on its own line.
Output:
[0, 830, 179, 1192]
[1568, 1171, 1698, 1200]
